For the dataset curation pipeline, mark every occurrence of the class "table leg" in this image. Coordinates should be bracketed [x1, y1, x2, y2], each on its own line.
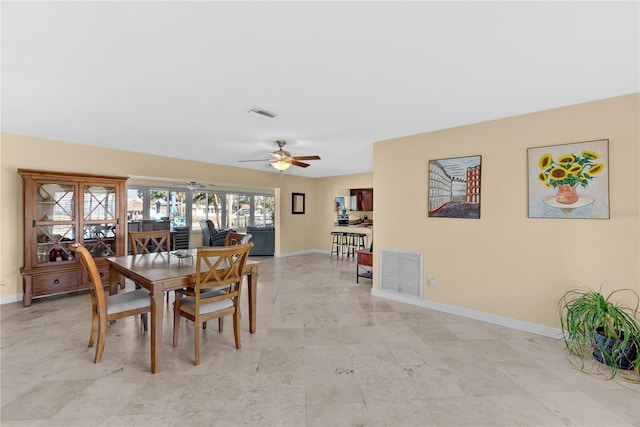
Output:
[247, 268, 258, 334]
[108, 268, 119, 295]
[150, 289, 164, 373]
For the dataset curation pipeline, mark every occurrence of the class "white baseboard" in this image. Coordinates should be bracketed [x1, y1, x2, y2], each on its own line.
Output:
[275, 249, 327, 258]
[371, 288, 563, 340]
[1, 293, 23, 305]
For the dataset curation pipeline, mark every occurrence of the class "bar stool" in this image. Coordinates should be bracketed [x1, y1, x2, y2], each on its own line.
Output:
[340, 232, 351, 259]
[343, 233, 353, 258]
[346, 232, 367, 258]
[330, 232, 342, 257]
[342, 232, 351, 258]
[353, 233, 367, 253]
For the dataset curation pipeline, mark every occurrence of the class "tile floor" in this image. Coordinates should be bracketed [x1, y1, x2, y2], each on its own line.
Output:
[1, 253, 639, 426]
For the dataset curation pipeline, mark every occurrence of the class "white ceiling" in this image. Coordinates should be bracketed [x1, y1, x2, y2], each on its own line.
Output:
[2, 1, 638, 178]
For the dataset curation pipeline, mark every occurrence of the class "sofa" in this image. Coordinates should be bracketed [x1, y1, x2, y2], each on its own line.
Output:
[245, 226, 275, 256]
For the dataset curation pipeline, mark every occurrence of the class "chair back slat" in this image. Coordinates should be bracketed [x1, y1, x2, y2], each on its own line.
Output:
[195, 243, 252, 295]
[129, 230, 171, 254]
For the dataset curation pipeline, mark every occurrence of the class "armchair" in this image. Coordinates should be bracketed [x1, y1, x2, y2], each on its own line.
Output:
[200, 220, 234, 247]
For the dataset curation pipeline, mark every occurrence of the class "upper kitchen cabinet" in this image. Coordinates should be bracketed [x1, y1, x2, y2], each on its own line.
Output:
[350, 188, 373, 211]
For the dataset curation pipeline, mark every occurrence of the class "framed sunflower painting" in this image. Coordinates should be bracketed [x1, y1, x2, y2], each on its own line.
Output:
[527, 139, 609, 219]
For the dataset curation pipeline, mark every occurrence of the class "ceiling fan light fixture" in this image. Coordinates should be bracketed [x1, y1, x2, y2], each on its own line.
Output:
[271, 159, 291, 171]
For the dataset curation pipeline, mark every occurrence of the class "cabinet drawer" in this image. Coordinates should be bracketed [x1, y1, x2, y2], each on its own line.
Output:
[32, 270, 81, 296]
[82, 266, 109, 287]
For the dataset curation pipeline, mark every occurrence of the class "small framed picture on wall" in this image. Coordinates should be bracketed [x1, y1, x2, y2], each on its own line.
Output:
[292, 192, 305, 215]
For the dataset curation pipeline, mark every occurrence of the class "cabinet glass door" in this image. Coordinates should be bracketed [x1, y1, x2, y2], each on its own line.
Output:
[83, 185, 118, 258]
[35, 182, 76, 264]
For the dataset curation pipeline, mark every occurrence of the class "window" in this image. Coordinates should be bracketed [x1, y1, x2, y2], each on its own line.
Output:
[254, 195, 274, 226]
[192, 192, 223, 230]
[227, 193, 251, 229]
[128, 185, 274, 231]
[127, 189, 144, 221]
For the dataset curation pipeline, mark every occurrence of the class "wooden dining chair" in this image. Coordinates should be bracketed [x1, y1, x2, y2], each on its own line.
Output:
[224, 232, 252, 246]
[206, 232, 251, 330]
[172, 243, 253, 365]
[129, 230, 173, 304]
[187, 231, 250, 333]
[73, 243, 151, 364]
[128, 230, 171, 254]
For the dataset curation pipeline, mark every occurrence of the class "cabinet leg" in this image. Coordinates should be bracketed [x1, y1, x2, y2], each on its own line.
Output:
[23, 277, 32, 307]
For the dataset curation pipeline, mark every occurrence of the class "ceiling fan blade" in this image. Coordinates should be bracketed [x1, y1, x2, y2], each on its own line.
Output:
[238, 159, 270, 163]
[291, 160, 311, 168]
[292, 155, 321, 161]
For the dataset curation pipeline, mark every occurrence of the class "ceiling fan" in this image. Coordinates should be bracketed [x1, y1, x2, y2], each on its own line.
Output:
[185, 181, 205, 191]
[166, 180, 213, 191]
[239, 140, 321, 172]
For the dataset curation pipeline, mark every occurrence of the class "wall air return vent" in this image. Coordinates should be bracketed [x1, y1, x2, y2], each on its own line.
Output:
[380, 249, 423, 298]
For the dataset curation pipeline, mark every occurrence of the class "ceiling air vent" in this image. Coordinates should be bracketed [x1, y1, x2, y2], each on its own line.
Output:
[247, 106, 278, 118]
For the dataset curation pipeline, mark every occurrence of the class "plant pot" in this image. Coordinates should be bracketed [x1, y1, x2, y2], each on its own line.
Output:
[592, 327, 638, 370]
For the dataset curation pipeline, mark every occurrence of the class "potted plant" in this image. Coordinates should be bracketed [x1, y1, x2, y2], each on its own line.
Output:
[559, 286, 640, 379]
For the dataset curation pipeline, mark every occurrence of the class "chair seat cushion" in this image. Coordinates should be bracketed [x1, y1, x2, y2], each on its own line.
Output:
[106, 289, 150, 315]
[178, 295, 234, 316]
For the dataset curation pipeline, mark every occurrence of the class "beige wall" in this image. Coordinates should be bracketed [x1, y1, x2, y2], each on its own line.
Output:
[3, 94, 637, 332]
[373, 93, 639, 329]
[0, 134, 322, 302]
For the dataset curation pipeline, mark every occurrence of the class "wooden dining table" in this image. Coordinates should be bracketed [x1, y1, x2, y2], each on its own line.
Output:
[107, 249, 260, 373]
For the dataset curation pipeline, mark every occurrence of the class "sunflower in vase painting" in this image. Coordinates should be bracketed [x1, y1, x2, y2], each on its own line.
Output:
[537, 150, 605, 204]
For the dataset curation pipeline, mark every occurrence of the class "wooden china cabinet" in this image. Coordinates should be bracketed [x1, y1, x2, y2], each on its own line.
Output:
[19, 169, 128, 307]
